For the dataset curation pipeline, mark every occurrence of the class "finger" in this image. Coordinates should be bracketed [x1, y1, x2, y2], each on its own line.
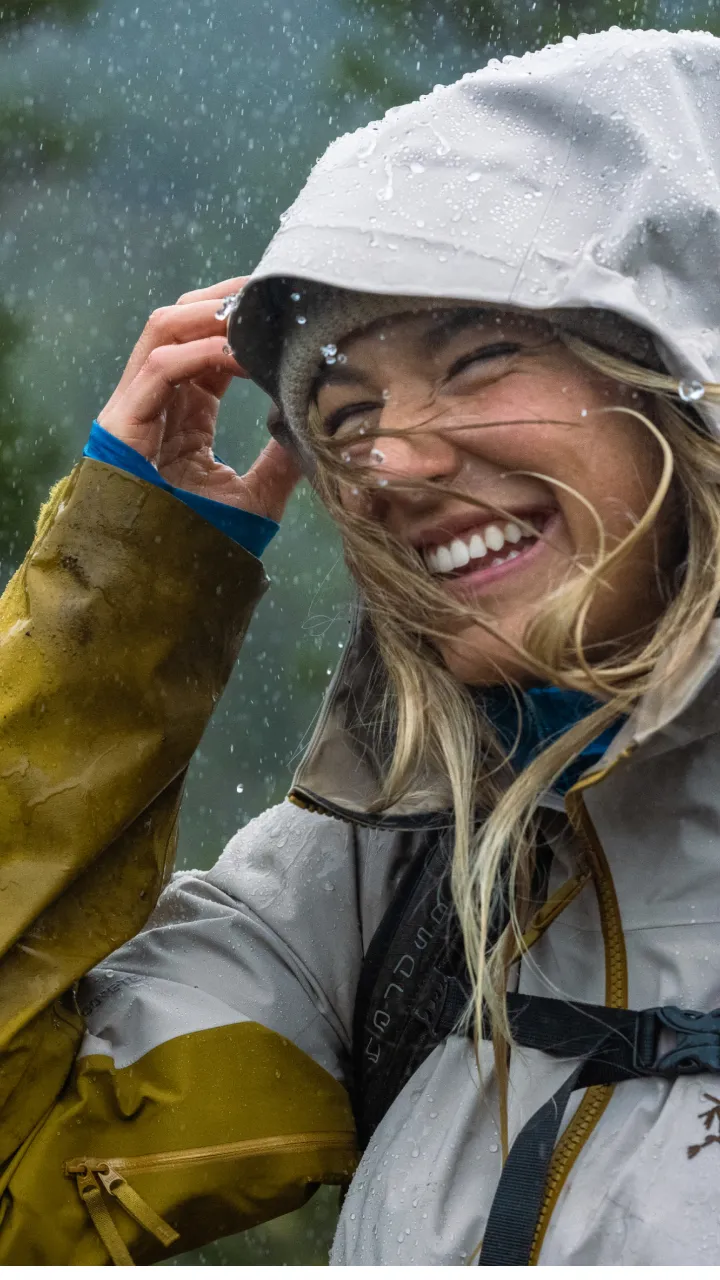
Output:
[176, 275, 249, 305]
[101, 338, 240, 438]
[243, 439, 304, 520]
[109, 300, 248, 401]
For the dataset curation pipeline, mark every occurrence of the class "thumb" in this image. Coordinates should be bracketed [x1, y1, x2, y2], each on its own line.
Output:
[244, 438, 304, 522]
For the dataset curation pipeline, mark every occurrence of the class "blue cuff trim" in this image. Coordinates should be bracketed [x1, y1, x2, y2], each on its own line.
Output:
[84, 422, 279, 558]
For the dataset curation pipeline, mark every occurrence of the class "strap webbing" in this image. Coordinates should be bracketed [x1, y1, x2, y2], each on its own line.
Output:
[479, 996, 720, 1265]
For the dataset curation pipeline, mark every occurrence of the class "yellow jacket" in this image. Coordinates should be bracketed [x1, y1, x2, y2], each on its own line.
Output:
[0, 459, 356, 1265]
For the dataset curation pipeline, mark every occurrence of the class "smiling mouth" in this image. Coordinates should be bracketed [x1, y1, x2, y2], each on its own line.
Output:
[421, 512, 554, 583]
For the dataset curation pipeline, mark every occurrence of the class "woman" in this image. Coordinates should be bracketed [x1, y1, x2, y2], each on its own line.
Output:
[2, 25, 720, 1265]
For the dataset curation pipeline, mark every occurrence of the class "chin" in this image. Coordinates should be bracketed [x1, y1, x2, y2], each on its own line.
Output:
[437, 635, 538, 689]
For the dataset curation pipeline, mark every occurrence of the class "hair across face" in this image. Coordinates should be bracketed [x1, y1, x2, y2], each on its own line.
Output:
[312, 306, 683, 687]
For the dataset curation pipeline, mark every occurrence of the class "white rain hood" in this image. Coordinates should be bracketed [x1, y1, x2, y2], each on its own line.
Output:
[229, 27, 720, 447]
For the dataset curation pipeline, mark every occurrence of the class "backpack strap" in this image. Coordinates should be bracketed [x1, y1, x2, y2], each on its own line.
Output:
[351, 823, 550, 1148]
[350, 825, 470, 1149]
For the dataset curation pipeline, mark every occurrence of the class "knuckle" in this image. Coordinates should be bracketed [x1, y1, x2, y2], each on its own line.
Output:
[146, 305, 173, 332]
[144, 345, 170, 373]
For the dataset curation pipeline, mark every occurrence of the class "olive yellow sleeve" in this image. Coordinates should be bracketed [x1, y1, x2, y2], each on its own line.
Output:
[0, 458, 357, 1264]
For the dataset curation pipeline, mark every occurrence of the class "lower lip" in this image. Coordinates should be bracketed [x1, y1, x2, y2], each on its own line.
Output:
[435, 511, 562, 595]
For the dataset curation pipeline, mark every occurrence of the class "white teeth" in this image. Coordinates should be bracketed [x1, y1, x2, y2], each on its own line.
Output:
[436, 546, 454, 573]
[450, 539, 470, 569]
[423, 515, 543, 576]
[484, 524, 505, 552]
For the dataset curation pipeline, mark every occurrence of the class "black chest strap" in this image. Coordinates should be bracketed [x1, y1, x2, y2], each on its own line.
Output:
[481, 997, 720, 1265]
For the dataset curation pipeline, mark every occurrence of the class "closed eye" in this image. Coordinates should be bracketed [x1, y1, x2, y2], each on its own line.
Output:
[444, 342, 521, 381]
[324, 401, 380, 436]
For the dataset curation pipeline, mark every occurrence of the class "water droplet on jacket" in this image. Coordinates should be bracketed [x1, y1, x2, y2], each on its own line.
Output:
[489, 1142, 499, 1153]
[236, 783, 244, 793]
[290, 291, 302, 302]
[678, 378, 705, 402]
[296, 315, 307, 325]
[409, 161, 425, 175]
[321, 343, 338, 363]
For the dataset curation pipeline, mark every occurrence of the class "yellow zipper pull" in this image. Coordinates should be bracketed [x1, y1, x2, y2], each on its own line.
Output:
[72, 1168, 135, 1266]
[97, 1165, 180, 1249]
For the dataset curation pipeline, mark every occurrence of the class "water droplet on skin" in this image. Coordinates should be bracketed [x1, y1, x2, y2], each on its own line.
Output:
[341, 451, 352, 463]
[678, 378, 705, 402]
[370, 448, 385, 463]
[580, 408, 588, 417]
[337, 353, 348, 364]
[236, 783, 244, 793]
[377, 478, 389, 487]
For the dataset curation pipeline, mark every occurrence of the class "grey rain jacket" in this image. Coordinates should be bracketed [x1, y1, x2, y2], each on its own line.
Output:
[77, 25, 720, 1265]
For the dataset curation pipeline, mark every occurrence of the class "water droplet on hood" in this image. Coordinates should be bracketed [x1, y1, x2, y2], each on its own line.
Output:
[214, 294, 240, 321]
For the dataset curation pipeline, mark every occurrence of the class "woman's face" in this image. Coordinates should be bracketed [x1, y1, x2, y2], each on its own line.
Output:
[313, 307, 681, 686]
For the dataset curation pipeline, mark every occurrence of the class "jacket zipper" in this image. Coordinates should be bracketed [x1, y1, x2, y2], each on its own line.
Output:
[65, 1130, 354, 1266]
[527, 745, 634, 1265]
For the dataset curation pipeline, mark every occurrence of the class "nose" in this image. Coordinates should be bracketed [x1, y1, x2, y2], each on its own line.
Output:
[371, 411, 462, 490]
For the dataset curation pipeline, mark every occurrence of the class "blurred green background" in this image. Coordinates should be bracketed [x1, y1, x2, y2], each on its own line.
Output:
[1, 0, 716, 1263]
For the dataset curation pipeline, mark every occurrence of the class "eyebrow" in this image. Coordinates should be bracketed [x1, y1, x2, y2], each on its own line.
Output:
[311, 306, 504, 398]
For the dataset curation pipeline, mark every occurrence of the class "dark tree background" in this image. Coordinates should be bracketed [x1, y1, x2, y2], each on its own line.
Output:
[1, 0, 717, 1264]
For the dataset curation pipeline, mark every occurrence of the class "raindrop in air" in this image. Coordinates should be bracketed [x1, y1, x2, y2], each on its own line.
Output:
[678, 378, 705, 402]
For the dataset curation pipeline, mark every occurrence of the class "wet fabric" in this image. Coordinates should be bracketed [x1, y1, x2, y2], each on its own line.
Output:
[84, 421, 278, 558]
[228, 27, 720, 474]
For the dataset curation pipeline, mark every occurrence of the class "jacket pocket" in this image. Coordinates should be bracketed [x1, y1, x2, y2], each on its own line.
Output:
[65, 1131, 353, 1265]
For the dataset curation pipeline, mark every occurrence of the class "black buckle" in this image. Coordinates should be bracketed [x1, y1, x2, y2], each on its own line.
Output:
[634, 1006, 720, 1075]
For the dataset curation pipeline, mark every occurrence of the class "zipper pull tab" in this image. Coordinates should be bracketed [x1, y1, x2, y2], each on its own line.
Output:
[97, 1165, 180, 1249]
[72, 1168, 135, 1266]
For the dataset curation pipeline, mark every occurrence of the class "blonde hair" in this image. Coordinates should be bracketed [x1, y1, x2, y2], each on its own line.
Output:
[305, 328, 720, 1073]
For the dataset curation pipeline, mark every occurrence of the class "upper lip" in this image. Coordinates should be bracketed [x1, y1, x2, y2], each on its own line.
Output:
[409, 505, 557, 551]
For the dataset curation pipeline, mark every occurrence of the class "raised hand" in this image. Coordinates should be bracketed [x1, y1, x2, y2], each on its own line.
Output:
[96, 276, 302, 522]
